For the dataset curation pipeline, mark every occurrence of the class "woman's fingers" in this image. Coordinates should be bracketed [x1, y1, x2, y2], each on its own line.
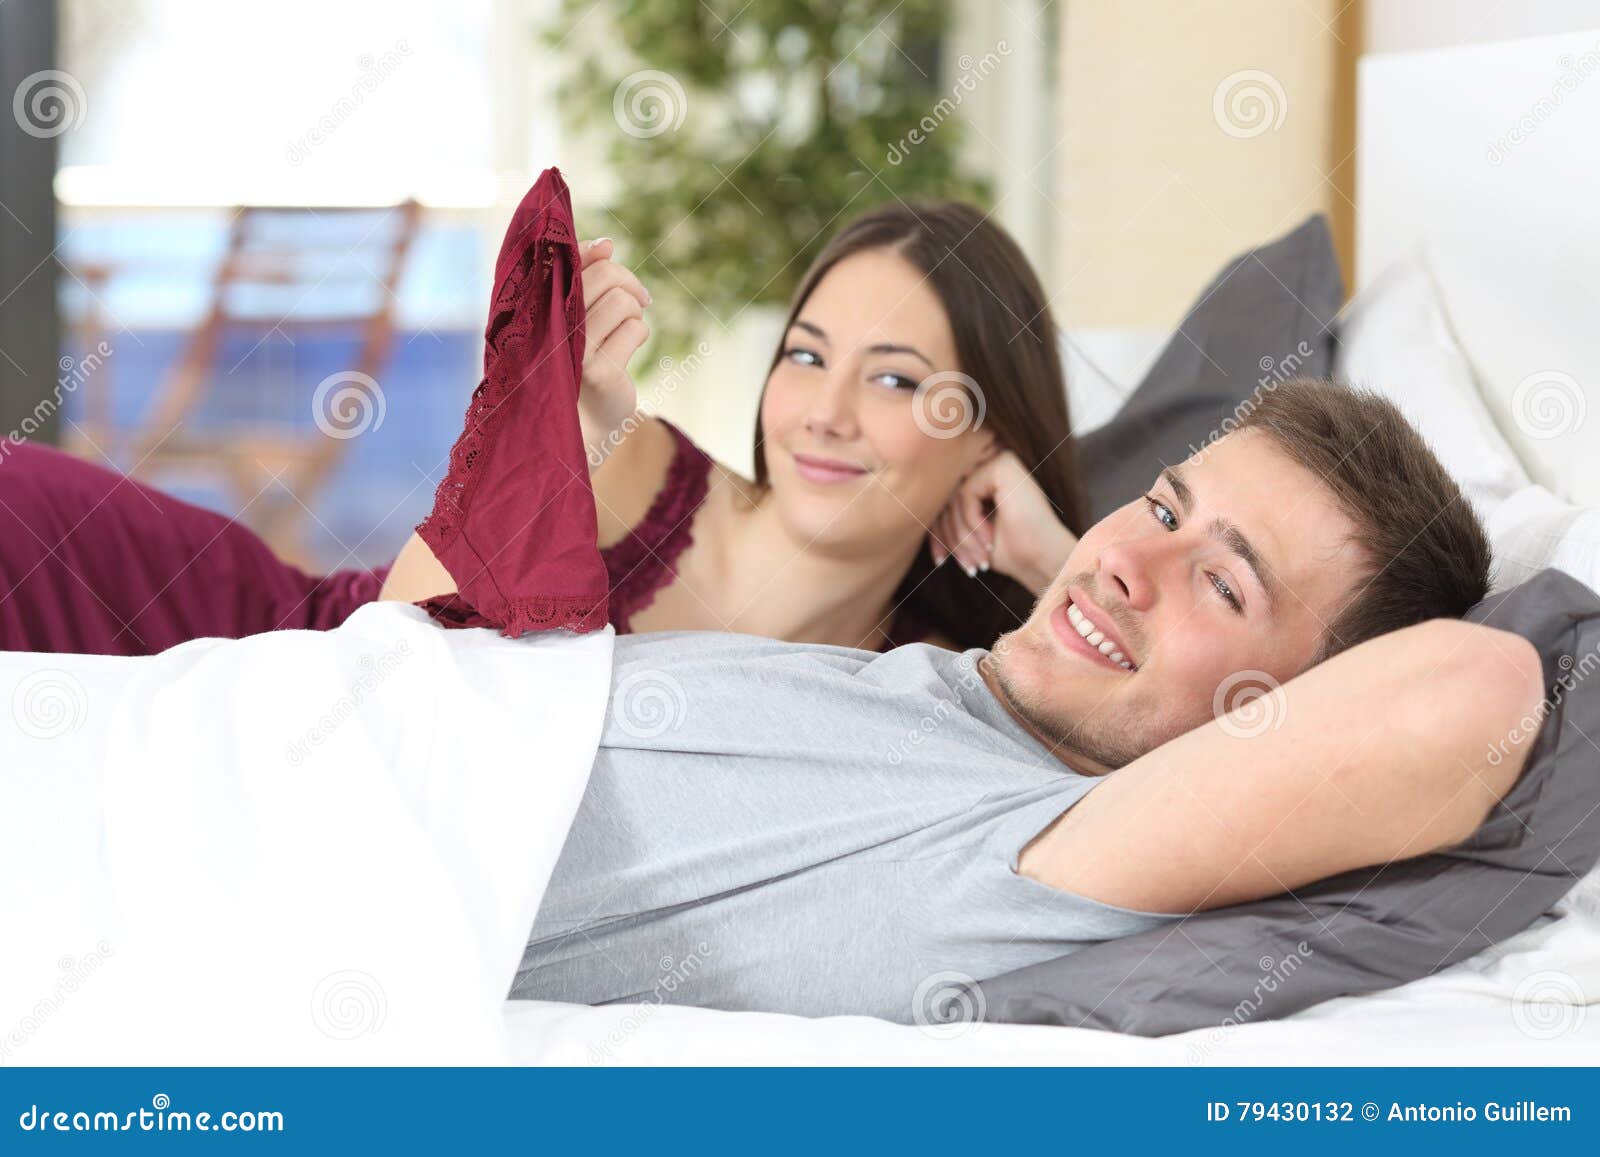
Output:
[939, 465, 995, 576]
[592, 316, 649, 380]
[945, 494, 984, 577]
[584, 285, 646, 361]
[581, 254, 651, 314]
[929, 510, 953, 567]
[580, 237, 613, 270]
[959, 481, 993, 562]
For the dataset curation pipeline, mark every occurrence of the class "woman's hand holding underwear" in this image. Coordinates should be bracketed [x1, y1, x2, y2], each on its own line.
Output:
[578, 238, 652, 466]
[929, 450, 1078, 596]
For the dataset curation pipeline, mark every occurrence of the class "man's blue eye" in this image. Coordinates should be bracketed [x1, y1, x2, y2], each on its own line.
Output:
[1210, 573, 1243, 614]
[1143, 494, 1177, 530]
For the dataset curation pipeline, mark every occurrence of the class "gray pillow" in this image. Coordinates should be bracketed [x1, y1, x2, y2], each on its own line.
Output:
[1073, 215, 1343, 521]
[977, 568, 1600, 1034]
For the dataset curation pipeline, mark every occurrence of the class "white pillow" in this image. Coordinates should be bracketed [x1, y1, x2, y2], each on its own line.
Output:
[1487, 484, 1600, 596]
[1060, 328, 1165, 435]
[1336, 254, 1598, 598]
[1333, 253, 1530, 523]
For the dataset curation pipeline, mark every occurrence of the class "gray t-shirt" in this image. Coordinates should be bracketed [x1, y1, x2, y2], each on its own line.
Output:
[512, 632, 1175, 1023]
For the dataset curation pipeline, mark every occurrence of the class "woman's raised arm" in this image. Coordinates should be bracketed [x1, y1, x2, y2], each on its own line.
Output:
[381, 233, 673, 606]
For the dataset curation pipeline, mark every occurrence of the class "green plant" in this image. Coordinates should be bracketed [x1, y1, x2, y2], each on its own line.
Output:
[550, 0, 991, 360]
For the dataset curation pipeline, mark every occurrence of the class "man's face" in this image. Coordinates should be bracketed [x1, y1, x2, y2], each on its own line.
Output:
[990, 430, 1365, 772]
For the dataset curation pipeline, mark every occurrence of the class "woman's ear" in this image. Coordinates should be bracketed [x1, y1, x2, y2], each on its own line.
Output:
[965, 427, 999, 471]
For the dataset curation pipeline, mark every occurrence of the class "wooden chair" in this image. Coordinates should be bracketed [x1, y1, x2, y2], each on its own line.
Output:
[59, 259, 120, 460]
[129, 200, 422, 567]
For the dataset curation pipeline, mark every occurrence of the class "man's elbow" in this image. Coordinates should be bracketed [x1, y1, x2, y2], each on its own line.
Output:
[1467, 625, 1549, 777]
[1449, 622, 1547, 754]
[1397, 620, 1548, 837]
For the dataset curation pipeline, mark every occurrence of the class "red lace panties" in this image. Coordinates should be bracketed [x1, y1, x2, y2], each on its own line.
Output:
[415, 168, 610, 637]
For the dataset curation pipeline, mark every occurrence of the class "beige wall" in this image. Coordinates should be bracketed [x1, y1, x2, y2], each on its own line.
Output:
[1054, 0, 1356, 330]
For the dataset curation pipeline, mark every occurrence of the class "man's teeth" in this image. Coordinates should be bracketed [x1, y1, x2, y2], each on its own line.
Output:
[1066, 600, 1133, 669]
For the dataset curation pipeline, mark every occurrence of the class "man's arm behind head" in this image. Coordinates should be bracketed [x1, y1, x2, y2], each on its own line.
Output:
[1017, 616, 1547, 915]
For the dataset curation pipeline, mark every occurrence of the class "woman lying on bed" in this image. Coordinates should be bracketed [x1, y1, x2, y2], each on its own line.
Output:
[0, 176, 1084, 656]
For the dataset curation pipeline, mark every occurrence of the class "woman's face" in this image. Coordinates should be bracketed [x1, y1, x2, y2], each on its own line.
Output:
[759, 248, 994, 556]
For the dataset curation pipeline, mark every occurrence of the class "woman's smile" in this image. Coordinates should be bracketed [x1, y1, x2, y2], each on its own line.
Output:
[790, 450, 871, 485]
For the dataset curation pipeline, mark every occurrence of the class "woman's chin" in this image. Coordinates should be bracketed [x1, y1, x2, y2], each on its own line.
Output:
[770, 491, 912, 557]
[774, 506, 859, 551]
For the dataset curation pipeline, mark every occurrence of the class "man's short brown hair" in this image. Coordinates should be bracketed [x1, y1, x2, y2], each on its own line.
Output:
[1233, 377, 1491, 662]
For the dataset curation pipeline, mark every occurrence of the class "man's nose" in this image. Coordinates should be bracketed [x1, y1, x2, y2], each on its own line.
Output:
[1095, 534, 1162, 612]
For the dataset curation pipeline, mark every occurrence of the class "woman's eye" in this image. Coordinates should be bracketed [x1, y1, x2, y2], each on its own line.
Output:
[871, 372, 918, 391]
[1143, 494, 1177, 530]
[1210, 573, 1243, 614]
[784, 346, 822, 368]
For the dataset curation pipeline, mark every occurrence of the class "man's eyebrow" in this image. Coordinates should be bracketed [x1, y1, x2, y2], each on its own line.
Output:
[1160, 465, 1280, 614]
[1161, 465, 1194, 512]
[1211, 518, 1279, 614]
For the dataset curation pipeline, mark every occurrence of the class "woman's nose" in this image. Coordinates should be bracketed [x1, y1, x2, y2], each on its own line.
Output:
[803, 371, 858, 440]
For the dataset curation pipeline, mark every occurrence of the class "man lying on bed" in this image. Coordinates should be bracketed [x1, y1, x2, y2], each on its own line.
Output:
[389, 172, 1544, 1024]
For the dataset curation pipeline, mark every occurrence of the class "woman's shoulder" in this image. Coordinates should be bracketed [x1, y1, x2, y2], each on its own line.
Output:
[591, 417, 708, 546]
[594, 415, 758, 543]
[599, 418, 756, 632]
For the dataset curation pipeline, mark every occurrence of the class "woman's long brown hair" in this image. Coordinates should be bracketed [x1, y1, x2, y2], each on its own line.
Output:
[752, 201, 1085, 650]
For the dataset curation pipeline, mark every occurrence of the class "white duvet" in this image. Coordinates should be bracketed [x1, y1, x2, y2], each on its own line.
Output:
[1, 602, 613, 1065]
[4, 600, 1595, 1065]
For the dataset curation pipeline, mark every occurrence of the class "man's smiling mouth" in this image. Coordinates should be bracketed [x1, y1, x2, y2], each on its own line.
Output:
[1049, 592, 1137, 671]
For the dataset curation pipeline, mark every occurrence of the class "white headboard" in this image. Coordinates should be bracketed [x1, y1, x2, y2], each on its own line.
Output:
[1357, 30, 1600, 507]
